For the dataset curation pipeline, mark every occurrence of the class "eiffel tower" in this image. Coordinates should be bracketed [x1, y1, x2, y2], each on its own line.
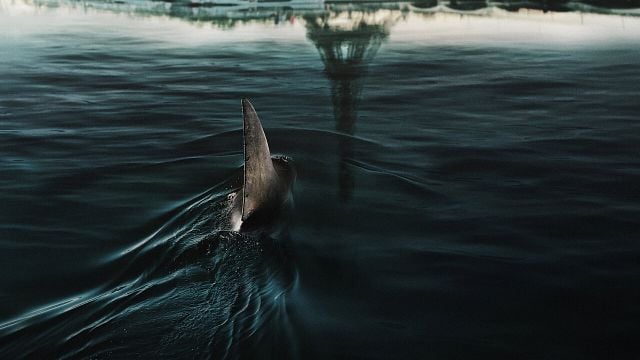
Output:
[305, 9, 400, 201]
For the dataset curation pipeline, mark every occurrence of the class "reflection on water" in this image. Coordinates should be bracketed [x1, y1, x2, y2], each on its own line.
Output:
[14, 0, 640, 25]
[305, 11, 401, 201]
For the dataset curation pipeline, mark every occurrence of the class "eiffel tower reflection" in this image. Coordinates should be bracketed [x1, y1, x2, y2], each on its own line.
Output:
[305, 9, 401, 201]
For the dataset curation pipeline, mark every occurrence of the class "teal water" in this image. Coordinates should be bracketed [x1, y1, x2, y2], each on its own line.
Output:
[1, 1, 640, 358]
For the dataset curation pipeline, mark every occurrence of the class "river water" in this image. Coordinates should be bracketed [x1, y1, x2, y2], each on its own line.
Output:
[1, 0, 640, 358]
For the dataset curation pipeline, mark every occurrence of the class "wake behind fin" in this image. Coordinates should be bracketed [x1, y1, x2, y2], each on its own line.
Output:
[241, 98, 278, 222]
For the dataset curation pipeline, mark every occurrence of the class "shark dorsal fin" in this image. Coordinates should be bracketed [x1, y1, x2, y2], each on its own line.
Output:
[241, 98, 277, 222]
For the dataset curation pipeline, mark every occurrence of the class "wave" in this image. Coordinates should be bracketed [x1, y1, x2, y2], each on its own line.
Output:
[0, 174, 299, 360]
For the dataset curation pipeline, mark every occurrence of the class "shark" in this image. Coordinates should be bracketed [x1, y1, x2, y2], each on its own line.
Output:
[229, 98, 296, 232]
[0, 99, 299, 359]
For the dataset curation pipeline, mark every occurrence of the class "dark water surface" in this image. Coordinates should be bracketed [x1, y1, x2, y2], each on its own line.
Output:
[2, 0, 640, 358]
